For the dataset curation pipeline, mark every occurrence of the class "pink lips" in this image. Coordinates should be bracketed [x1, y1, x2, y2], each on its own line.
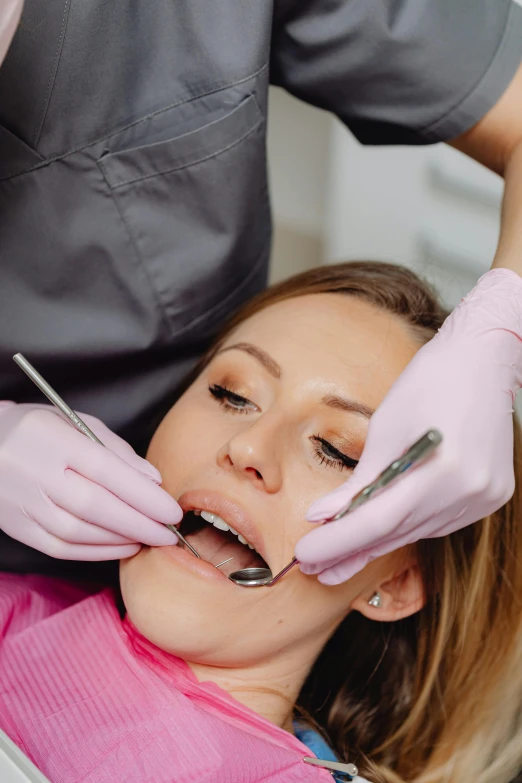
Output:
[162, 544, 232, 584]
[177, 489, 268, 565]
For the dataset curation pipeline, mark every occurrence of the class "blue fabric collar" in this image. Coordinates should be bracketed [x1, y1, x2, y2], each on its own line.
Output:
[294, 723, 347, 782]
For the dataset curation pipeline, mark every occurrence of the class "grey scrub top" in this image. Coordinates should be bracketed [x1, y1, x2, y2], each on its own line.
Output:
[0, 0, 521, 456]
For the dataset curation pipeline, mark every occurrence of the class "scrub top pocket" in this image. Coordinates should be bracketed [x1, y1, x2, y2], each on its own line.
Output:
[97, 95, 269, 340]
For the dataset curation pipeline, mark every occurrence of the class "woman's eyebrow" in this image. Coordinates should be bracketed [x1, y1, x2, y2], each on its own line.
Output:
[321, 394, 374, 419]
[216, 342, 281, 378]
[216, 345, 374, 417]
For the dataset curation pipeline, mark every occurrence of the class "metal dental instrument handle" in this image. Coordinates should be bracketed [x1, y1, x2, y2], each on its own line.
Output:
[228, 429, 443, 588]
[330, 428, 443, 521]
[13, 353, 104, 445]
[12, 353, 201, 559]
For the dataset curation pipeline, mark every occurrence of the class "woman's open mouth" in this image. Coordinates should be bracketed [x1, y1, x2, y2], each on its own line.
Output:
[177, 510, 269, 578]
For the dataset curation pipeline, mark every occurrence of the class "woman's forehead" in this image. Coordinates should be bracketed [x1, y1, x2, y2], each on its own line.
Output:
[225, 294, 420, 381]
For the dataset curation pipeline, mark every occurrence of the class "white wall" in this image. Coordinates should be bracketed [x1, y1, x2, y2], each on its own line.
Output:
[323, 118, 503, 308]
[267, 88, 329, 281]
[267, 87, 330, 240]
[267, 89, 504, 309]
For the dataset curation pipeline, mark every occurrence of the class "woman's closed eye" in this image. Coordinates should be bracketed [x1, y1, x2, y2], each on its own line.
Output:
[209, 384, 259, 414]
[209, 384, 358, 472]
[311, 436, 358, 472]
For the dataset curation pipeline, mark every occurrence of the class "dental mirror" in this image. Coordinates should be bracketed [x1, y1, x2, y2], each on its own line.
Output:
[228, 429, 442, 588]
[228, 556, 299, 587]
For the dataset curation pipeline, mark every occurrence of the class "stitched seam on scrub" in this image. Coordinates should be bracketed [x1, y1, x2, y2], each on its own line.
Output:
[102, 177, 270, 342]
[108, 113, 263, 189]
[98, 144, 270, 341]
[0, 62, 269, 183]
[168, 240, 269, 340]
[97, 164, 174, 341]
[164, 196, 271, 341]
[34, 0, 73, 149]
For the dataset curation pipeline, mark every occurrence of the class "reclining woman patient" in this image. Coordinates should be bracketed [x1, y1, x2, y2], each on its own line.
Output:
[1, 262, 522, 783]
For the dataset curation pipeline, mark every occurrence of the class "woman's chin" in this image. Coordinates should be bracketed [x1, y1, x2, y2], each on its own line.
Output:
[119, 545, 259, 663]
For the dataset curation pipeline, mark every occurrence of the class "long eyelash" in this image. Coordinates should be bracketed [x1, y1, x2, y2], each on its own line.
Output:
[208, 384, 252, 414]
[312, 435, 358, 472]
[208, 389, 357, 469]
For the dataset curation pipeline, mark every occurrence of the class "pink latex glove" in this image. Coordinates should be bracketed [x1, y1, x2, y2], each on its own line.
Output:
[0, 0, 22, 67]
[296, 269, 522, 585]
[0, 403, 181, 560]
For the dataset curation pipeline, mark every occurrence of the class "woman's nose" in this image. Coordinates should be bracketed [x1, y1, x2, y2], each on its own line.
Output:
[217, 419, 283, 493]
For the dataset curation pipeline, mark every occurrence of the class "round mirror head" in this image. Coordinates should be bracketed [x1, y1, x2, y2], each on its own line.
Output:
[228, 566, 273, 587]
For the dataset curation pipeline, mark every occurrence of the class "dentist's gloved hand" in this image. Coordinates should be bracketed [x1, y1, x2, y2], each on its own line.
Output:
[296, 269, 522, 585]
[0, 403, 181, 560]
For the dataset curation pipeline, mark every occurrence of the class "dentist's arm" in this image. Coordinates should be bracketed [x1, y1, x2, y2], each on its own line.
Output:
[0, 0, 23, 67]
[450, 60, 522, 277]
[296, 61, 522, 585]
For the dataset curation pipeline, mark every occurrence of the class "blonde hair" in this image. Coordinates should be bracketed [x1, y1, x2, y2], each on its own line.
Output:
[362, 461, 522, 783]
[202, 261, 522, 783]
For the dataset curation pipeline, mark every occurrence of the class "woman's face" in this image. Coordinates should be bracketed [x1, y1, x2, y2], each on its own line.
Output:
[120, 293, 421, 668]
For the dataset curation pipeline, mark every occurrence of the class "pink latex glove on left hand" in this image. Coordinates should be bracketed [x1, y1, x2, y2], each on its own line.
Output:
[0, 403, 181, 560]
[295, 269, 522, 585]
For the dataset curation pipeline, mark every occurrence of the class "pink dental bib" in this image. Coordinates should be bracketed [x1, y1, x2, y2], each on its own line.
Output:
[0, 574, 332, 783]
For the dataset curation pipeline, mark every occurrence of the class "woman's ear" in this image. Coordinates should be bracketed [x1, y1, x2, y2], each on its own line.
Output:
[352, 558, 426, 623]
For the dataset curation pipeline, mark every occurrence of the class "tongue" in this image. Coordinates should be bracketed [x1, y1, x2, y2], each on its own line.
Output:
[184, 525, 266, 576]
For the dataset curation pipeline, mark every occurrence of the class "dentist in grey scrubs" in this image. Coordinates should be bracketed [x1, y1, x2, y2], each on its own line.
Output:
[1, 0, 522, 583]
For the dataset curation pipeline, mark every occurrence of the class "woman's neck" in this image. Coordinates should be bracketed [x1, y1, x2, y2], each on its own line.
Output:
[187, 649, 315, 731]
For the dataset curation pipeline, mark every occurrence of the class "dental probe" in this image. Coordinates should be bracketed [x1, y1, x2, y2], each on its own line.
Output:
[12, 353, 201, 558]
[215, 557, 234, 569]
[228, 429, 443, 587]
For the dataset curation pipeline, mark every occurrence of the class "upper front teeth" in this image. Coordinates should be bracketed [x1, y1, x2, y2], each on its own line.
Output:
[201, 510, 228, 531]
[199, 510, 255, 549]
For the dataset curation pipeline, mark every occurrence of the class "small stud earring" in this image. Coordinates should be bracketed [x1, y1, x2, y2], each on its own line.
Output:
[368, 591, 381, 608]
